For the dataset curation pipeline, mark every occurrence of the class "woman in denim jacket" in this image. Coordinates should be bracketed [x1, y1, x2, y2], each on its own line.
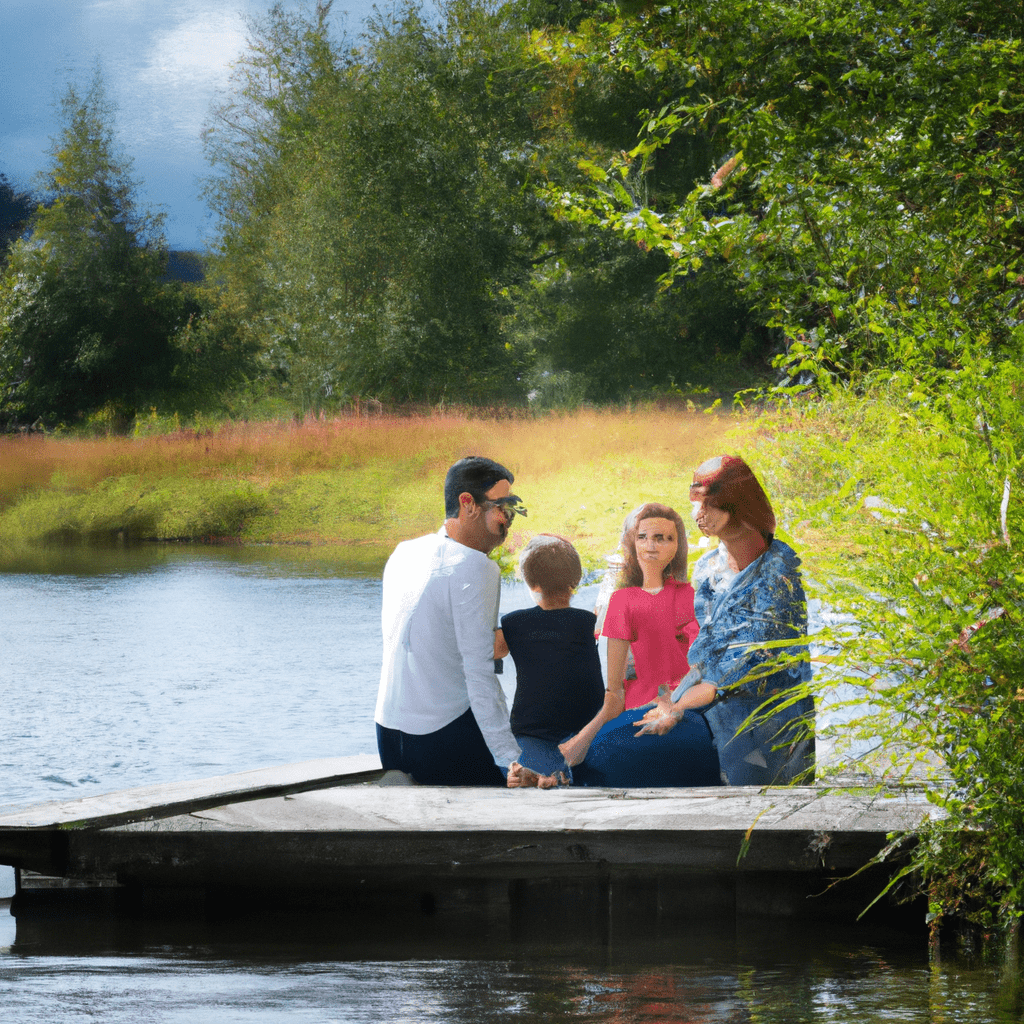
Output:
[634, 455, 815, 785]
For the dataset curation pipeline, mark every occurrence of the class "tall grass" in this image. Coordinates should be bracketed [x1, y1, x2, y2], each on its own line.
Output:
[755, 369, 1024, 939]
[0, 409, 741, 563]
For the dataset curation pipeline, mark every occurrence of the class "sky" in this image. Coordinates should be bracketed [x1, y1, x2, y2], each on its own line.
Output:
[0, 0, 376, 251]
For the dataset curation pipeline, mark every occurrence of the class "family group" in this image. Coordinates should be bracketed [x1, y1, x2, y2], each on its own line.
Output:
[374, 455, 815, 789]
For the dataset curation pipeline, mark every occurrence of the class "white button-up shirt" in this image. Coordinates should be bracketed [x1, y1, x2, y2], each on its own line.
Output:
[375, 528, 521, 768]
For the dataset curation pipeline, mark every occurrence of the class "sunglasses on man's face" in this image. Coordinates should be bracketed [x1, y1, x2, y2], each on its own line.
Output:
[480, 495, 528, 521]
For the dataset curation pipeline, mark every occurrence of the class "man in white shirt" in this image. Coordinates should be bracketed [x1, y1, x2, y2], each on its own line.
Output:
[375, 456, 529, 785]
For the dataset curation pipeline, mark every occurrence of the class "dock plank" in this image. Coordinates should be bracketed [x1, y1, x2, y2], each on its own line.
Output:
[31, 783, 933, 891]
[1, 766, 942, 924]
[0, 755, 383, 831]
[118, 783, 935, 835]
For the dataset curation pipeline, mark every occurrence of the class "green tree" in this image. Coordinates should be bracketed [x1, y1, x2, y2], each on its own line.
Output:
[0, 75, 190, 428]
[541, 0, 1024, 384]
[514, 232, 760, 401]
[205, 0, 546, 410]
[205, 0, 772, 410]
[517, 0, 772, 397]
[200, 2, 342, 411]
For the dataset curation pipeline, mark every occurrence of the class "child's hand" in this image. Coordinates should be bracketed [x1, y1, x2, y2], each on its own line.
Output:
[558, 689, 624, 769]
[558, 733, 588, 768]
[493, 628, 509, 660]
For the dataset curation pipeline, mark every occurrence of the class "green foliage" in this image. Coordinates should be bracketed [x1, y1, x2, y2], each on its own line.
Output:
[202, 0, 761, 409]
[514, 233, 763, 400]
[204, 0, 547, 409]
[544, 0, 1024, 383]
[760, 342, 1024, 932]
[522, 367, 590, 410]
[520, 3, 772, 392]
[165, 286, 262, 414]
[0, 75, 196, 429]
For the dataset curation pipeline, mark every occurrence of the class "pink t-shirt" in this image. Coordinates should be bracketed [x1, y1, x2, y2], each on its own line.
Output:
[602, 576, 699, 708]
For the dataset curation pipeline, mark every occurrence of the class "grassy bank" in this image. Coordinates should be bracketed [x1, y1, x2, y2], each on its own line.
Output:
[0, 408, 743, 569]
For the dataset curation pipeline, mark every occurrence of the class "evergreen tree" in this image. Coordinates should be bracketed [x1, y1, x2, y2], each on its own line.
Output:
[0, 75, 189, 428]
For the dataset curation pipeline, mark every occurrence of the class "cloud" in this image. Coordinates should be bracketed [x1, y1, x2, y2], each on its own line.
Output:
[113, 7, 251, 157]
[139, 8, 249, 96]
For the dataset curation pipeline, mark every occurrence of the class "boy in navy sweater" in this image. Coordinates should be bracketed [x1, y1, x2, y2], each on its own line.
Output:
[495, 534, 606, 781]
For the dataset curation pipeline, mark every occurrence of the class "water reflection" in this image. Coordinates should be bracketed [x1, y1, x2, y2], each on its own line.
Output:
[1, 904, 1018, 1024]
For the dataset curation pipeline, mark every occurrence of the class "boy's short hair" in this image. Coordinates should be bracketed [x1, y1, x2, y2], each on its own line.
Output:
[444, 456, 514, 518]
[519, 534, 582, 594]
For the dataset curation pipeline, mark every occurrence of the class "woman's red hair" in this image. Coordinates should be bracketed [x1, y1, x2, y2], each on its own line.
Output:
[689, 456, 775, 541]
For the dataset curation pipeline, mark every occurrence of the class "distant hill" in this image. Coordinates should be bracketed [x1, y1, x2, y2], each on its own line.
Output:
[163, 250, 206, 284]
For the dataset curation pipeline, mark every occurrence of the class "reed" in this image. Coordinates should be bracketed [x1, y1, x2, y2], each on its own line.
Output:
[0, 409, 744, 565]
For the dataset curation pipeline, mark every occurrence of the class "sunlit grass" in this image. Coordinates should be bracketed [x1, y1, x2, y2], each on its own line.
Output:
[0, 409, 753, 566]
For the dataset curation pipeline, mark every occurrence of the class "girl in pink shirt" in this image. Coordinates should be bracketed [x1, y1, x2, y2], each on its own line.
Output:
[558, 501, 719, 786]
[601, 502, 699, 709]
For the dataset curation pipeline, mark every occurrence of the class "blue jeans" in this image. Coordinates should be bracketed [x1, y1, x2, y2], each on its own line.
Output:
[514, 734, 573, 780]
[572, 707, 722, 788]
[705, 693, 815, 786]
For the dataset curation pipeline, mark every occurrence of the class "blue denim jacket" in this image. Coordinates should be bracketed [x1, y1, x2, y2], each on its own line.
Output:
[683, 539, 815, 784]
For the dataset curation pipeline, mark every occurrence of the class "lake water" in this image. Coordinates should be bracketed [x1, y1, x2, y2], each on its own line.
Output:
[0, 546, 391, 813]
[1, 546, 1021, 1022]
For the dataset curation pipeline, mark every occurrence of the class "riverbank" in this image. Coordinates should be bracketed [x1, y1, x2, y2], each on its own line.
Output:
[0, 408, 742, 569]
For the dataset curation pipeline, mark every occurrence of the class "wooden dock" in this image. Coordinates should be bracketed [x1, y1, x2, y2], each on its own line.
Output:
[0, 756, 939, 930]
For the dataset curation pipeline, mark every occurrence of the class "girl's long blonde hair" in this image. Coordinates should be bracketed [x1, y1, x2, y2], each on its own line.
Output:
[618, 502, 688, 588]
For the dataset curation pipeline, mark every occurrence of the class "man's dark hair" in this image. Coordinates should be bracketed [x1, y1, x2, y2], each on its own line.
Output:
[444, 456, 514, 518]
